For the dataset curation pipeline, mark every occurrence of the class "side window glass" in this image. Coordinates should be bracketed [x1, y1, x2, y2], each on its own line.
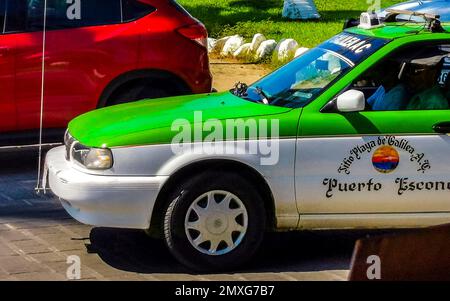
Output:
[0, 0, 5, 33]
[78, 0, 122, 27]
[4, 0, 28, 33]
[351, 44, 450, 111]
[2, 0, 152, 33]
[6, 0, 123, 33]
[122, 0, 155, 22]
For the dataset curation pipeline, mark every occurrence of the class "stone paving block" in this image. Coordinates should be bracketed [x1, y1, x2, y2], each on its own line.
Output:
[38, 238, 85, 252]
[75, 260, 128, 278]
[28, 252, 67, 264]
[195, 274, 245, 281]
[138, 274, 161, 281]
[45, 261, 102, 280]
[27, 227, 64, 235]
[59, 250, 101, 270]
[57, 224, 92, 238]
[44, 261, 74, 274]
[59, 250, 86, 257]
[78, 269, 104, 280]
[105, 274, 148, 281]
[0, 225, 11, 231]
[0, 268, 10, 279]
[13, 272, 67, 281]
[235, 273, 292, 281]
[63, 252, 102, 265]
[19, 219, 73, 228]
[88, 267, 128, 278]
[282, 271, 348, 281]
[150, 273, 200, 281]
[190, 274, 225, 281]
[328, 270, 349, 280]
[0, 256, 49, 275]
[13, 240, 52, 255]
[37, 230, 89, 243]
[0, 244, 17, 257]
[35, 233, 69, 241]
[12, 222, 61, 232]
[71, 255, 135, 280]
[0, 231, 31, 242]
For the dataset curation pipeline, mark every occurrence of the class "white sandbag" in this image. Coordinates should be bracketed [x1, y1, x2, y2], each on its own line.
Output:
[255, 40, 277, 60]
[294, 47, 309, 57]
[211, 36, 231, 54]
[277, 38, 299, 61]
[282, 0, 321, 20]
[250, 33, 266, 52]
[274, 38, 287, 53]
[221, 35, 245, 56]
[207, 38, 217, 53]
[233, 43, 252, 59]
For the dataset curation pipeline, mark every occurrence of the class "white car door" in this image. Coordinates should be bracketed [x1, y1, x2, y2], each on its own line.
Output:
[295, 41, 450, 229]
[296, 135, 450, 215]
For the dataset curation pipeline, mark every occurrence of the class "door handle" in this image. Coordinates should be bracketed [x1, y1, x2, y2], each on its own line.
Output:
[433, 122, 450, 134]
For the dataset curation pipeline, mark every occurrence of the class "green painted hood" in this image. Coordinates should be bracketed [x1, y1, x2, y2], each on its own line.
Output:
[69, 92, 296, 148]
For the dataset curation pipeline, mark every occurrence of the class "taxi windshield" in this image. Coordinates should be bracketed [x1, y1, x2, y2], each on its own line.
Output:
[239, 33, 390, 108]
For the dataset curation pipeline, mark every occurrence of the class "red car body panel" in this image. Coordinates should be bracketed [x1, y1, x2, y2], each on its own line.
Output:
[15, 24, 141, 130]
[0, 0, 212, 140]
[0, 35, 16, 132]
[137, 4, 211, 94]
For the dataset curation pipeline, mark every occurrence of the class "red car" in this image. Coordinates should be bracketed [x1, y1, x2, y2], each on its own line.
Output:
[0, 0, 211, 146]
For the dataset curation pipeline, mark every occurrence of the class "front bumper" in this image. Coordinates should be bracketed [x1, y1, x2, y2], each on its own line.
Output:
[45, 146, 168, 229]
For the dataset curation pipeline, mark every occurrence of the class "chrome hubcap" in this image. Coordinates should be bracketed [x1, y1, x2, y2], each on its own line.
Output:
[184, 190, 248, 256]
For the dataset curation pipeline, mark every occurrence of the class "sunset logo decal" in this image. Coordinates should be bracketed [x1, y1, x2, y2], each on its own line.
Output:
[372, 146, 400, 174]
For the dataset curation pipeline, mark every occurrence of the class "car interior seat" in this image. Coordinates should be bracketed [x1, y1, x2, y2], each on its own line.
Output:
[444, 69, 450, 105]
[435, 56, 450, 105]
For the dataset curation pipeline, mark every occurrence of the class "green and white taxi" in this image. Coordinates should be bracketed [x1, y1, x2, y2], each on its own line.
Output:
[45, 11, 450, 271]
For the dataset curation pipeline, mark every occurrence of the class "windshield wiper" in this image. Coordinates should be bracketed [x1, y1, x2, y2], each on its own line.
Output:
[231, 82, 249, 97]
[255, 86, 270, 105]
[231, 82, 270, 105]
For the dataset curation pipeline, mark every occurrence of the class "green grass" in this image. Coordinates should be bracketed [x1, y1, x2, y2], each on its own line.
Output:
[178, 0, 404, 48]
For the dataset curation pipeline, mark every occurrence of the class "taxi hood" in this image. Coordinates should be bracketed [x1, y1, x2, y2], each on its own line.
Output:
[68, 92, 293, 148]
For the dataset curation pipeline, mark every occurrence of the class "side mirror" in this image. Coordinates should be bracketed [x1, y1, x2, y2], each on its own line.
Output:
[336, 90, 366, 113]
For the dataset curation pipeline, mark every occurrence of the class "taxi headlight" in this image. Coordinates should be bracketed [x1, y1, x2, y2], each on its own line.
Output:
[72, 144, 113, 170]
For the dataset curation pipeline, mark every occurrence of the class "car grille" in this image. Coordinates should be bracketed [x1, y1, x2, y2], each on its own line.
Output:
[64, 131, 76, 161]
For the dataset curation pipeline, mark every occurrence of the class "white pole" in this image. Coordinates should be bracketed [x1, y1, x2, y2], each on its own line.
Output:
[35, 0, 48, 193]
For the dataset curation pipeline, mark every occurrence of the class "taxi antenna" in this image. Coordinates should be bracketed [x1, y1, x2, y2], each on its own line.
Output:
[35, 0, 48, 194]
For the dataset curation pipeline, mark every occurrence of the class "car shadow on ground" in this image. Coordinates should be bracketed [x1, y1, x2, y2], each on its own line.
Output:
[0, 148, 53, 175]
[87, 227, 396, 275]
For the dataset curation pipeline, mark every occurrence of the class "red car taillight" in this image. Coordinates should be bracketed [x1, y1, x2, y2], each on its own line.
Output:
[176, 23, 208, 49]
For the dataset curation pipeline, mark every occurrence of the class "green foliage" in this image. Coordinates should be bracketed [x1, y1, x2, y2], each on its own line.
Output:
[178, 0, 404, 48]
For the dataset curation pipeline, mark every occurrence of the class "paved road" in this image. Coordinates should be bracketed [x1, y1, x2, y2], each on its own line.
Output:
[0, 148, 362, 281]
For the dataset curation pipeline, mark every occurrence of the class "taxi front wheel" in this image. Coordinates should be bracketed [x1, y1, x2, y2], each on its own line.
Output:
[163, 171, 266, 272]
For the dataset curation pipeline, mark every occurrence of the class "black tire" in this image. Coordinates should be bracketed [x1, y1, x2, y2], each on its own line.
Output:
[163, 171, 266, 272]
[107, 80, 170, 106]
